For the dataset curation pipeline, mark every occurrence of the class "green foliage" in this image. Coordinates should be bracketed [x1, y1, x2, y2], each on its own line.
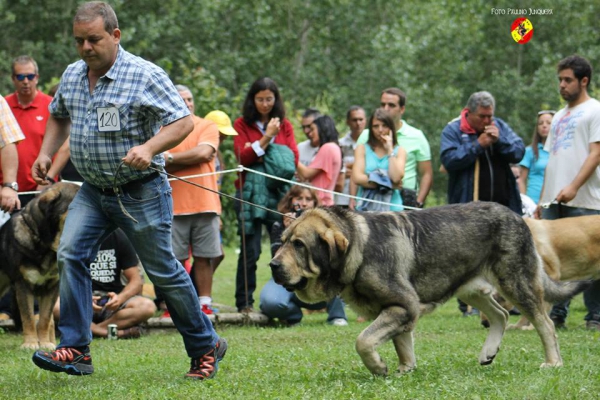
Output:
[2, 0, 600, 243]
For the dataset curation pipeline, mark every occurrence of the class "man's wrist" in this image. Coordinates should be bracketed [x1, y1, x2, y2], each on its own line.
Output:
[2, 182, 19, 192]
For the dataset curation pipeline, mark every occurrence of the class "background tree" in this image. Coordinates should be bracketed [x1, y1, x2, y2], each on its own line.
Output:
[1, 0, 598, 244]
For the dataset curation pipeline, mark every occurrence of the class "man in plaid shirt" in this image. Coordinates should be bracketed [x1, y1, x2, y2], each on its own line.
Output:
[0, 95, 25, 213]
[31, 1, 226, 380]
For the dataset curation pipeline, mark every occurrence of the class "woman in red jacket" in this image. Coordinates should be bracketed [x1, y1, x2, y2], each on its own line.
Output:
[233, 77, 298, 313]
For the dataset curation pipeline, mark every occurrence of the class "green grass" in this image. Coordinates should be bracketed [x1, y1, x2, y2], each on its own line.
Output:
[1, 244, 599, 399]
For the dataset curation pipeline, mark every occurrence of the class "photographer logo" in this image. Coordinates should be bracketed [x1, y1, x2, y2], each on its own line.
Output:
[511, 17, 533, 44]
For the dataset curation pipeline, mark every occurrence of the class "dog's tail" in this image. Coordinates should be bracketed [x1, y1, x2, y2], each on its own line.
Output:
[543, 276, 594, 303]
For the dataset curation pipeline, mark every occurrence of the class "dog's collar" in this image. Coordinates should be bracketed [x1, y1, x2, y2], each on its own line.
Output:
[17, 212, 47, 254]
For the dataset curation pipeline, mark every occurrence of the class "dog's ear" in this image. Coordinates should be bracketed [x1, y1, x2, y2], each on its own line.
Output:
[319, 228, 349, 262]
[37, 185, 62, 215]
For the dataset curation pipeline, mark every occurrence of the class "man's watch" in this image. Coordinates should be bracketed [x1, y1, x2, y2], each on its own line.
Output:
[2, 182, 18, 192]
[165, 152, 174, 164]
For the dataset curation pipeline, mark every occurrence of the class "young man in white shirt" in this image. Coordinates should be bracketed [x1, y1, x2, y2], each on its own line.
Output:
[536, 55, 600, 331]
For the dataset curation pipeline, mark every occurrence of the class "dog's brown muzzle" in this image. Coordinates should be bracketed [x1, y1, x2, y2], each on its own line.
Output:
[269, 259, 308, 292]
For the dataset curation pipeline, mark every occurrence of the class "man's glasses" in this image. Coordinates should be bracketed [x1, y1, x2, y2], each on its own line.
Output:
[301, 124, 313, 132]
[14, 74, 37, 81]
[538, 110, 556, 115]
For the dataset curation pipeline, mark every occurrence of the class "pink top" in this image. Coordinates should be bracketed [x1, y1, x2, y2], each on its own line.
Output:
[309, 142, 341, 206]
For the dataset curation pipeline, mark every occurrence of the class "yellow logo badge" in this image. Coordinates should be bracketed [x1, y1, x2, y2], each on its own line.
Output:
[511, 17, 533, 44]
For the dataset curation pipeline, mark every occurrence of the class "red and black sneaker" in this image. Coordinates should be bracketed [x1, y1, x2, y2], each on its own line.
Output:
[185, 337, 228, 380]
[201, 304, 215, 315]
[32, 347, 94, 375]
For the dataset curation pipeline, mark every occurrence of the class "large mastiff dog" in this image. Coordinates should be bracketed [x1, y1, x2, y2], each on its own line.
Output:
[269, 202, 588, 375]
[0, 183, 80, 349]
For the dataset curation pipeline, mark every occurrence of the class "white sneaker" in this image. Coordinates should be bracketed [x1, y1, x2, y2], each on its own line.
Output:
[328, 318, 348, 326]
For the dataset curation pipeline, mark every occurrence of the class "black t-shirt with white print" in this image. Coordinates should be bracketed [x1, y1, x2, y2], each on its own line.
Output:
[90, 229, 139, 293]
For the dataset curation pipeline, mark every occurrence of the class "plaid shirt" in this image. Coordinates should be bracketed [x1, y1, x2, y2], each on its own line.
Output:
[50, 46, 189, 188]
[0, 96, 25, 148]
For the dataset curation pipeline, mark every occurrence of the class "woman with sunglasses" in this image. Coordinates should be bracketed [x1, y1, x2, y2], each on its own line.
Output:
[519, 110, 555, 204]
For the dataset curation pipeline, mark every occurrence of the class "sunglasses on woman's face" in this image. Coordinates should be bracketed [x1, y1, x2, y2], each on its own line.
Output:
[14, 74, 37, 81]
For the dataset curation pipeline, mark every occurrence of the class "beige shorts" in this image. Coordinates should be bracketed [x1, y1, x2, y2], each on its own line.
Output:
[172, 213, 221, 260]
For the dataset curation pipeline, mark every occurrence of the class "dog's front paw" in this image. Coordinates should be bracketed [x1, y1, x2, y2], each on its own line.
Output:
[20, 340, 40, 350]
[361, 354, 389, 376]
[396, 363, 416, 374]
[369, 365, 389, 376]
[507, 323, 535, 331]
[540, 361, 563, 368]
[479, 350, 498, 366]
[38, 341, 56, 350]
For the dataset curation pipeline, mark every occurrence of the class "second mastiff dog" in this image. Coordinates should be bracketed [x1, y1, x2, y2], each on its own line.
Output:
[269, 202, 589, 376]
[505, 215, 600, 330]
[0, 182, 80, 349]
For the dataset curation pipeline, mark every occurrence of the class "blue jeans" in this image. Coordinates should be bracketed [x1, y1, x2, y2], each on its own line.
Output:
[543, 204, 600, 323]
[259, 278, 347, 323]
[57, 175, 217, 357]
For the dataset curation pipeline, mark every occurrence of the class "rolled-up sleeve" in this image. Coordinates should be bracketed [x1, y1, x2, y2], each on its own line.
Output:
[0, 96, 25, 148]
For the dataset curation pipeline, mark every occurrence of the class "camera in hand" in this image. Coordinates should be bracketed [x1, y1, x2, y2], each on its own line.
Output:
[293, 203, 304, 217]
[97, 295, 110, 307]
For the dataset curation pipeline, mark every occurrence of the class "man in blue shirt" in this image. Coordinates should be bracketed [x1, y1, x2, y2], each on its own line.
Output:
[30, 1, 226, 380]
[441, 91, 524, 317]
[441, 91, 524, 214]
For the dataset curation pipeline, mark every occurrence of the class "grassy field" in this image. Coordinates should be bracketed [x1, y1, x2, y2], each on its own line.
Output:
[1, 244, 599, 399]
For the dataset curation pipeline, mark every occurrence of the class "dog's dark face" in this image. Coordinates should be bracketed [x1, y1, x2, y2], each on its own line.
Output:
[3, 181, 80, 288]
[44, 183, 80, 251]
[13, 182, 80, 252]
[269, 208, 348, 303]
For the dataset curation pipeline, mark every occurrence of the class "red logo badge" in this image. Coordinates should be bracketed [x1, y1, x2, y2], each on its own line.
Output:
[511, 17, 533, 44]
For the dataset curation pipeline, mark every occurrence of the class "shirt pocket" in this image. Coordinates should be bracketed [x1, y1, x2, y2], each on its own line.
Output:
[94, 102, 130, 135]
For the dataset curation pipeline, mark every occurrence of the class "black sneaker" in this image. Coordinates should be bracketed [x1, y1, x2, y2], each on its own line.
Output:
[185, 337, 228, 380]
[32, 347, 94, 375]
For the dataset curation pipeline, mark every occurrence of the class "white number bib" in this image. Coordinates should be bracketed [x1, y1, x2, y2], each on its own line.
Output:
[97, 106, 121, 132]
